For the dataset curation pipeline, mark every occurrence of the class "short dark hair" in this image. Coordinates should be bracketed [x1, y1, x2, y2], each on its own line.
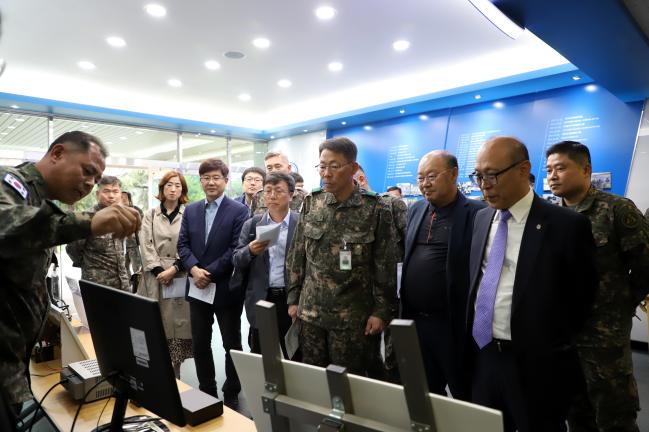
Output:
[319, 137, 357, 162]
[48, 131, 108, 158]
[387, 186, 402, 194]
[199, 158, 229, 177]
[241, 167, 266, 182]
[98, 176, 121, 188]
[545, 141, 591, 166]
[265, 172, 295, 194]
[290, 172, 304, 183]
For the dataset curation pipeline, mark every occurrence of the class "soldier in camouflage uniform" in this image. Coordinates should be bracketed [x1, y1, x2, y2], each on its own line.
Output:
[250, 151, 306, 215]
[546, 141, 649, 432]
[0, 131, 140, 431]
[66, 176, 131, 291]
[286, 137, 399, 375]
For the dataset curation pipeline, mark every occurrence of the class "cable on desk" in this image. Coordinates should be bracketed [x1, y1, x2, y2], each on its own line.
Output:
[70, 372, 116, 432]
[28, 377, 68, 432]
[96, 396, 112, 431]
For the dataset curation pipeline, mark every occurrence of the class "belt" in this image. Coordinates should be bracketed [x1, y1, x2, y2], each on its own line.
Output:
[489, 338, 513, 353]
[268, 287, 286, 296]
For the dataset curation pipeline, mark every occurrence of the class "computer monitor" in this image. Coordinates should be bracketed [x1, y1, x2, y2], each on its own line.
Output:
[79, 280, 186, 429]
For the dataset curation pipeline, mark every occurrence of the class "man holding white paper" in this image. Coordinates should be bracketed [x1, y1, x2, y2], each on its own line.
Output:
[177, 159, 249, 409]
[233, 173, 299, 357]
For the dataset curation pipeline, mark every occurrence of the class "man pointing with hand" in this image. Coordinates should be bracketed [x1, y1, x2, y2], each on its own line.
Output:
[0, 131, 141, 430]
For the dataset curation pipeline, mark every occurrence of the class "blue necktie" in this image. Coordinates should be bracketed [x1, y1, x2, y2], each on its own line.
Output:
[472, 209, 512, 349]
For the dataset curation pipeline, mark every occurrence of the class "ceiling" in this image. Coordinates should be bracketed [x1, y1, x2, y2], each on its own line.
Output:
[0, 0, 569, 130]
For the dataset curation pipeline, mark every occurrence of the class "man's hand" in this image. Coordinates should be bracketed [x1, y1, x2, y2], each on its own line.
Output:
[288, 305, 298, 321]
[156, 266, 177, 286]
[248, 239, 270, 256]
[364, 316, 385, 336]
[190, 266, 211, 289]
[91, 205, 141, 239]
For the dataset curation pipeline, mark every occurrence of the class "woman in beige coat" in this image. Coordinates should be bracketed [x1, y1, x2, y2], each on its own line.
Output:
[137, 170, 192, 378]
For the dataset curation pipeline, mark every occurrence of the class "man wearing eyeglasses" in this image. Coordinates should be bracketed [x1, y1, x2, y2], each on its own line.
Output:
[466, 137, 597, 431]
[400, 150, 485, 399]
[286, 137, 399, 376]
[250, 151, 307, 215]
[177, 158, 249, 409]
[235, 166, 265, 209]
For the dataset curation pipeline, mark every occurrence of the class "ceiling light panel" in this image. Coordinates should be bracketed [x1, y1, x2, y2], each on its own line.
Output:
[106, 36, 126, 48]
[392, 40, 410, 51]
[77, 60, 96, 70]
[144, 3, 167, 18]
[328, 61, 343, 72]
[252, 38, 271, 49]
[205, 60, 221, 70]
[315, 6, 337, 20]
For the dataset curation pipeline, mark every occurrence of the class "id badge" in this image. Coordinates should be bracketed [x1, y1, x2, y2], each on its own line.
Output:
[339, 242, 352, 271]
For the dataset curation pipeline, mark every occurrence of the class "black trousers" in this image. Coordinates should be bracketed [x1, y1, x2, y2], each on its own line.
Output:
[471, 340, 567, 432]
[0, 390, 20, 432]
[190, 300, 243, 398]
[249, 289, 292, 359]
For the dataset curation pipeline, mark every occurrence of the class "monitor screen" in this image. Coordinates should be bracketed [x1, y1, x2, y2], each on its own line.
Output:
[79, 279, 186, 427]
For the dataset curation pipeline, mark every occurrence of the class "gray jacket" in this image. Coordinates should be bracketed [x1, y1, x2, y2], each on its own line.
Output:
[232, 210, 298, 327]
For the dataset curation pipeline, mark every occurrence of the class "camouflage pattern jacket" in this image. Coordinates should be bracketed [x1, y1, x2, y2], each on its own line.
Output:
[250, 187, 307, 215]
[568, 187, 649, 347]
[286, 184, 399, 330]
[0, 162, 91, 404]
[66, 204, 130, 291]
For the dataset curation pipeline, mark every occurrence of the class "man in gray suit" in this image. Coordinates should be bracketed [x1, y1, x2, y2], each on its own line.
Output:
[233, 173, 299, 357]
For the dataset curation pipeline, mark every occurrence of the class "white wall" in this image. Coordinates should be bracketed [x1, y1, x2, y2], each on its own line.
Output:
[269, 130, 326, 191]
[625, 99, 648, 344]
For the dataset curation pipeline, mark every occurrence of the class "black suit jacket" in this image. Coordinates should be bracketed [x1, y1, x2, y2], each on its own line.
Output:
[177, 196, 249, 307]
[467, 194, 597, 420]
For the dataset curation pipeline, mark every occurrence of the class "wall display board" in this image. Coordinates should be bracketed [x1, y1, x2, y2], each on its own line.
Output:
[331, 85, 642, 197]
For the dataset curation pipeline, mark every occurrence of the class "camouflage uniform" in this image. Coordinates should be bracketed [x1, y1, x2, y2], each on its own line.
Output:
[566, 187, 649, 432]
[0, 162, 92, 406]
[66, 204, 130, 291]
[250, 187, 306, 215]
[286, 184, 399, 375]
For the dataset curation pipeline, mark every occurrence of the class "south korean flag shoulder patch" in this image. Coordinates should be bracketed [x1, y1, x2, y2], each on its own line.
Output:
[3, 173, 29, 200]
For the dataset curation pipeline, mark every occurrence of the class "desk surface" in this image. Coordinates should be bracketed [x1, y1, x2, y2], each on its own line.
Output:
[30, 327, 256, 431]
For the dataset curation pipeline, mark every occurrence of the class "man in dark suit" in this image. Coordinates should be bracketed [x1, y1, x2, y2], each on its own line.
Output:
[466, 137, 597, 432]
[177, 158, 249, 409]
[400, 150, 485, 399]
[234, 166, 265, 209]
[233, 173, 299, 357]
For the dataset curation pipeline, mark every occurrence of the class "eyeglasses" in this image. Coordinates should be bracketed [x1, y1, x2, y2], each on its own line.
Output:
[315, 162, 352, 173]
[469, 160, 525, 186]
[416, 168, 451, 185]
[263, 189, 289, 197]
[244, 176, 263, 183]
[200, 175, 224, 183]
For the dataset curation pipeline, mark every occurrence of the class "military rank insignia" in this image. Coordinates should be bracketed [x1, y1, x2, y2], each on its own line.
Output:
[3, 173, 28, 200]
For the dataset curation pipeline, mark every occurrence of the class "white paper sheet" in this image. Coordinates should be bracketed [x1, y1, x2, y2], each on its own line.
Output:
[255, 223, 282, 247]
[188, 278, 216, 304]
[163, 277, 187, 299]
[284, 319, 301, 360]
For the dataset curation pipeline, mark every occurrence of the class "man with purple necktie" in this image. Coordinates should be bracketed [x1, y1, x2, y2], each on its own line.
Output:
[466, 137, 597, 432]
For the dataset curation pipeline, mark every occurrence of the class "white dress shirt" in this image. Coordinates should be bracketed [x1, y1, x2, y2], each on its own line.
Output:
[479, 188, 534, 340]
[266, 211, 291, 288]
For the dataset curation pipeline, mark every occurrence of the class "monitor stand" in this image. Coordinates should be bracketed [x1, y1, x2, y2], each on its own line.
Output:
[92, 385, 170, 432]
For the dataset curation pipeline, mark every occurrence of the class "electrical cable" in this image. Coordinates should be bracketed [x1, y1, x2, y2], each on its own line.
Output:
[27, 377, 68, 432]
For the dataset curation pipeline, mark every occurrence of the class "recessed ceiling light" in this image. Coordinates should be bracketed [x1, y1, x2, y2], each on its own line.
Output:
[363, 125, 373, 131]
[315, 6, 337, 20]
[303, 129, 309, 133]
[238, 93, 251, 102]
[106, 141, 113, 144]
[585, 84, 597, 92]
[1, 132, 8, 135]
[120, 136, 127, 140]
[144, 3, 167, 18]
[10, 105, 19, 109]
[7, 126, 15, 129]
[77, 60, 96, 70]
[135, 131, 143, 134]
[15, 118, 25, 122]
[252, 38, 271, 49]
[419, 114, 429, 121]
[270, 135, 275, 139]
[106, 36, 126, 48]
[474, 94, 482, 100]
[572, 75, 581, 81]
[81, 125, 89, 128]
[204, 60, 221, 70]
[167, 78, 182, 87]
[277, 79, 292, 88]
[341, 121, 347, 125]
[328, 61, 343, 72]
[399, 109, 405, 114]
[392, 40, 410, 51]
[493, 101, 505, 108]
[224, 51, 246, 60]
[210, 129, 216, 133]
